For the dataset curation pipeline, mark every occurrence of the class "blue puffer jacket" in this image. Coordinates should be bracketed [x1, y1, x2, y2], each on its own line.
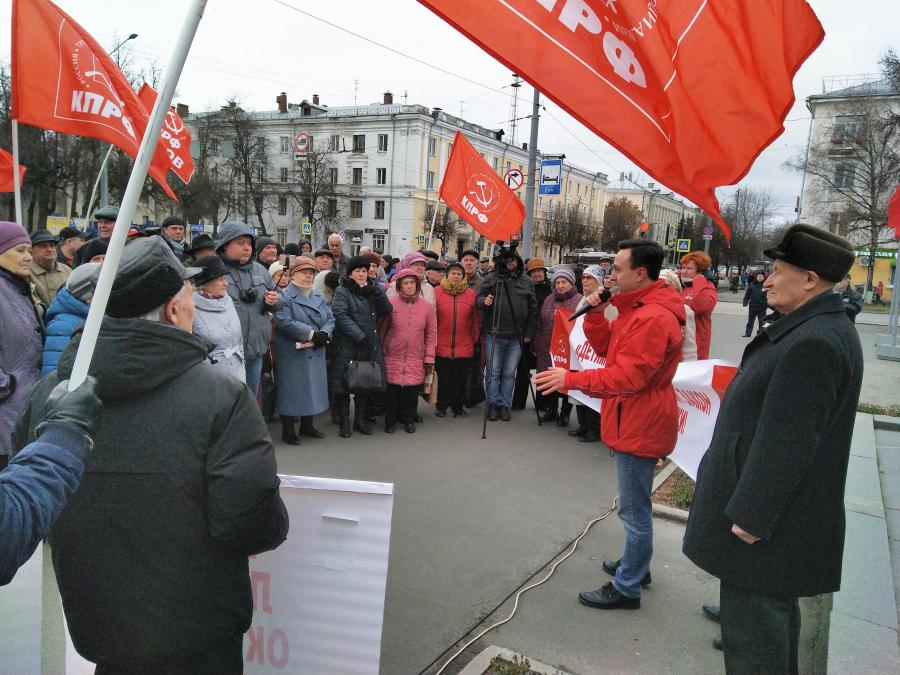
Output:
[42, 288, 89, 375]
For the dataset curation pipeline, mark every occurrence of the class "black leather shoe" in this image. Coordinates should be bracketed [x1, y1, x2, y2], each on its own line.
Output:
[578, 582, 640, 610]
[702, 604, 721, 623]
[487, 405, 499, 421]
[384, 423, 395, 434]
[556, 414, 570, 427]
[415, 413, 423, 423]
[602, 559, 652, 587]
[499, 407, 512, 421]
[713, 636, 723, 651]
[540, 410, 557, 423]
[281, 420, 301, 446]
[353, 421, 374, 436]
[452, 408, 467, 417]
[569, 426, 588, 437]
[299, 424, 325, 439]
[435, 408, 447, 418]
[578, 432, 601, 443]
[404, 423, 416, 433]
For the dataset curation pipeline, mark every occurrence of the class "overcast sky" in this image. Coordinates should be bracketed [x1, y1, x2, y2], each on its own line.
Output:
[1, 0, 896, 225]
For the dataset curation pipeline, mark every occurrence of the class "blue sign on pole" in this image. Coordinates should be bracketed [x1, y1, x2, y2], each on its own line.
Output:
[189, 223, 204, 238]
[538, 159, 562, 195]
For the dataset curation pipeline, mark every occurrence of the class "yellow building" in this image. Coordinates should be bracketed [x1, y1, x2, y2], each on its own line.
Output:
[848, 249, 896, 302]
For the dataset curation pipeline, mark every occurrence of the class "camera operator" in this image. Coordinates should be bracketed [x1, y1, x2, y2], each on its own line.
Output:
[535, 239, 684, 610]
[216, 221, 282, 395]
[476, 243, 538, 422]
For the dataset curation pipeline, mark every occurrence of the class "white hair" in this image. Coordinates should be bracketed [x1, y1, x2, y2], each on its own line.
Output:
[658, 268, 682, 291]
[328, 233, 343, 243]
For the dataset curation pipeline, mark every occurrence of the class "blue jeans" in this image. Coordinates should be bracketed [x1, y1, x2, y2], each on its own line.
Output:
[485, 335, 521, 408]
[245, 356, 263, 396]
[613, 451, 657, 598]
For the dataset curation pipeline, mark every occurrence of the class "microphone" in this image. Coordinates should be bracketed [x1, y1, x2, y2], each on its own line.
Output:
[568, 289, 612, 321]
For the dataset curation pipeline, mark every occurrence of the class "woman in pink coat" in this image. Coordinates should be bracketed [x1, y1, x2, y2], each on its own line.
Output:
[380, 268, 437, 433]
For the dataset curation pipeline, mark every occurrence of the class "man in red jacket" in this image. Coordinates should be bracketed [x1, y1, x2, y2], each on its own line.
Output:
[535, 239, 685, 609]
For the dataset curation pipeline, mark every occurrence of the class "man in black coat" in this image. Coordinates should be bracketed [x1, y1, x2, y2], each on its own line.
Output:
[741, 272, 767, 336]
[13, 237, 289, 673]
[683, 224, 863, 674]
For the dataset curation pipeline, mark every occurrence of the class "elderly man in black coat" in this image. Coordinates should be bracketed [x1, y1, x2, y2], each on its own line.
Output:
[683, 224, 863, 675]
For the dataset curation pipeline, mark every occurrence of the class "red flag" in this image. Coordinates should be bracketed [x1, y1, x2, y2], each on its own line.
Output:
[440, 131, 525, 241]
[0, 148, 26, 193]
[138, 84, 195, 185]
[11, 0, 178, 200]
[549, 307, 574, 374]
[889, 183, 900, 240]
[419, 0, 825, 242]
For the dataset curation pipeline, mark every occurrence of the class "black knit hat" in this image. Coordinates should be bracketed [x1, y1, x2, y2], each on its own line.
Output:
[345, 255, 369, 276]
[76, 238, 108, 265]
[161, 215, 186, 228]
[314, 248, 334, 259]
[764, 224, 855, 283]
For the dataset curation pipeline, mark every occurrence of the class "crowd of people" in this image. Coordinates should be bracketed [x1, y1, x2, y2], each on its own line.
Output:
[0, 211, 869, 674]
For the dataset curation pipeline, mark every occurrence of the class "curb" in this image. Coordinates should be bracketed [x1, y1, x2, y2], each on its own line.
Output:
[873, 414, 900, 432]
[652, 502, 689, 523]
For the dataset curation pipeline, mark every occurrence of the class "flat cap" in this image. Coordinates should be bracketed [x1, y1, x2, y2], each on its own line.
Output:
[94, 206, 119, 220]
[30, 229, 58, 246]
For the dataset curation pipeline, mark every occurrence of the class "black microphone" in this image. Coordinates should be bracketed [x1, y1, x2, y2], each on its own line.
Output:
[568, 289, 612, 321]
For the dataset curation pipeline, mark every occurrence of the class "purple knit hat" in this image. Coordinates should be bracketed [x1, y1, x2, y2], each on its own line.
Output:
[399, 251, 429, 269]
[0, 221, 31, 255]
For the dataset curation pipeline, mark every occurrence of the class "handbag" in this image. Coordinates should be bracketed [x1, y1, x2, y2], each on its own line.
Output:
[346, 347, 383, 394]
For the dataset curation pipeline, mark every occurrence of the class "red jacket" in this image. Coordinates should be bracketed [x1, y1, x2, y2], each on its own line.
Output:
[565, 280, 685, 458]
[681, 275, 716, 359]
[434, 285, 480, 359]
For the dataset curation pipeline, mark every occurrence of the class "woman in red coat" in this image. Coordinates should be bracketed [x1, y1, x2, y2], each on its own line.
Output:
[433, 262, 480, 417]
[679, 251, 717, 359]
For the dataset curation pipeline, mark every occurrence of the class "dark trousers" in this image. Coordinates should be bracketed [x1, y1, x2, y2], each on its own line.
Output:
[94, 635, 243, 675]
[385, 383, 420, 425]
[512, 348, 535, 409]
[745, 308, 766, 335]
[720, 581, 800, 675]
[435, 357, 472, 412]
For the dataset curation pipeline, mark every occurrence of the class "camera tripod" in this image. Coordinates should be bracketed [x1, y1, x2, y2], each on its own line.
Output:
[481, 274, 543, 439]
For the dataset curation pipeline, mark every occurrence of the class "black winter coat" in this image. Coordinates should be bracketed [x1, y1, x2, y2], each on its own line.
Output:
[742, 280, 767, 310]
[476, 265, 538, 339]
[683, 292, 863, 598]
[13, 319, 288, 666]
[329, 277, 392, 395]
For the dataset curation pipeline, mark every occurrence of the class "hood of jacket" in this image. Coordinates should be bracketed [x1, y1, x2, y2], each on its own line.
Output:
[215, 221, 256, 252]
[193, 290, 231, 313]
[612, 279, 687, 325]
[46, 287, 89, 322]
[56, 318, 213, 400]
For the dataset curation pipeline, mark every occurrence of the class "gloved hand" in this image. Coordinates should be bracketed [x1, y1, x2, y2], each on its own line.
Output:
[38, 377, 103, 441]
[312, 331, 329, 348]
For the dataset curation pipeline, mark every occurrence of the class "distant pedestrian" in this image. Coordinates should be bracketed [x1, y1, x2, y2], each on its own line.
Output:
[873, 280, 885, 305]
[56, 227, 86, 267]
[835, 275, 863, 323]
[742, 273, 768, 336]
[160, 215, 187, 261]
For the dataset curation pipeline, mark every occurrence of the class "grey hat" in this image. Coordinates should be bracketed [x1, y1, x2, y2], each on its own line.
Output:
[106, 237, 201, 318]
[94, 206, 119, 221]
[66, 262, 102, 303]
[764, 224, 854, 283]
[30, 229, 58, 246]
[215, 220, 255, 252]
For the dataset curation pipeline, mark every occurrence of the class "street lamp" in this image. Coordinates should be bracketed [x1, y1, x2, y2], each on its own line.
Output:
[110, 33, 138, 55]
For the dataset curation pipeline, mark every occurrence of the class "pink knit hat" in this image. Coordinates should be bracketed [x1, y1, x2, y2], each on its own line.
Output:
[0, 221, 31, 255]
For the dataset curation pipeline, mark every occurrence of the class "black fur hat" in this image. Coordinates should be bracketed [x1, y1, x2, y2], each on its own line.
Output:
[764, 224, 854, 283]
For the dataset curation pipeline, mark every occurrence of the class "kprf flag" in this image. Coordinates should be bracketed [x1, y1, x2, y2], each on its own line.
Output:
[137, 84, 195, 185]
[0, 148, 26, 192]
[419, 0, 826, 242]
[889, 183, 900, 239]
[11, 0, 178, 200]
[549, 308, 736, 479]
[440, 131, 526, 242]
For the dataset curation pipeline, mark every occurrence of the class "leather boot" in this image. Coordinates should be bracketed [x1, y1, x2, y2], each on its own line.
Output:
[569, 405, 588, 437]
[337, 397, 352, 438]
[353, 397, 374, 435]
[557, 401, 572, 427]
[281, 417, 301, 446]
[299, 416, 325, 439]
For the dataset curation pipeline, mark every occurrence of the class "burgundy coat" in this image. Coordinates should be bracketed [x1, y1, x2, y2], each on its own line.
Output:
[534, 290, 582, 373]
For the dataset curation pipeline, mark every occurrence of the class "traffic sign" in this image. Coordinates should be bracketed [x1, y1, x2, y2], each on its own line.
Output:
[703, 225, 714, 236]
[293, 132, 310, 154]
[301, 222, 312, 236]
[676, 238, 691, 252]
[503, 168, 524, 190]
[702, 234, 713, 241]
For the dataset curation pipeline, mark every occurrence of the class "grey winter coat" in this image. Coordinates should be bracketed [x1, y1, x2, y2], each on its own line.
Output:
[274, 284, 335, 416]
[329, 277, 392, 396]
[0, 270, 43, 457]
[221, 257, 282, 360]
[683, 292, 863, 598]
[192, 291, 245, 383]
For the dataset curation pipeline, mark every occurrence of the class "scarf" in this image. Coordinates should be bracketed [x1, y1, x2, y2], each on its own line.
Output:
[440, 277, 469, 296]
[554, 287, 578, 302]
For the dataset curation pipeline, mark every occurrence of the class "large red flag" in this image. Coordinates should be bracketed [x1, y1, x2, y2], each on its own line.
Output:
[138, 84, 195, 185]
[889, 183, 900, 240]
[11, 0, 178, 200]
[440, 131, 525, 241]
[419, 0, 825, 242]
[0, 148, 26, 192]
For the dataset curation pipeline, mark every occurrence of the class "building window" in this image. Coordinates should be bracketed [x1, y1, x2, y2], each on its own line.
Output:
[505, 161, 511, 172]
[834, 163, 855, 189]
[352, 134, 365, 152]
[372, 233, 385, 251]
[427, 171, 435, 190]
[378, 134, 388, 151]
[493, 157, 499, 171]
[327, 199, 337, 217]
[277, 197, 287, 216]
[329, 134, 340, 151]
[832, 115, 862, 145]
[352, 167, 363, 185]
[329, 168, 338, 184]
[374, 200, 385, 219]
[256, 166, 265, 182]
[376, 168, 387, 185]
[280, 136, 290, 153]
[428, 136, 437, 156]
[280, 167, 288, 182]
[350, 200, 363, 218]
[276, 228, 288, 247]
[447, 142, 452, 157]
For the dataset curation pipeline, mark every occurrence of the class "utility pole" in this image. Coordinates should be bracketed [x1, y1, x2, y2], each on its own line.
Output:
[522, 87, 540, 258]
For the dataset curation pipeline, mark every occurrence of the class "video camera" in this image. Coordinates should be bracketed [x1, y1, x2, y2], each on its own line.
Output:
[492, 240, 520, 277]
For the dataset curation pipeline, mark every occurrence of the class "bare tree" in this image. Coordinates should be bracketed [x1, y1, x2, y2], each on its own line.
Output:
[288, 143, 344, 243]
[534, 202, 600, 262]
[424, 204, 461, 257]
[174, 112, 234, 233]
[601, 196, 641, 249]
[784, 100, 899, 293]
[716, 186, 778, 274]
[216, 100, 271, 235]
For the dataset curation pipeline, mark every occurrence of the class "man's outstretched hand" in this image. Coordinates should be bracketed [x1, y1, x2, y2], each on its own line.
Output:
[534, 368, 568, 395]
[41, 377, 103, 440]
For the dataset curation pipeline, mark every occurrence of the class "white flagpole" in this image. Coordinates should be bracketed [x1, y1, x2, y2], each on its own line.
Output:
[68, 0, 208, 391]
[11, 119, 23, 227]
[426, 199, 440, 251]
[83, 144, 115, 227]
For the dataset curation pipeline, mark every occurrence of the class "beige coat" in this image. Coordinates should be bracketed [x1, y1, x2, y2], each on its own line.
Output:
[29, 260, 71, 308]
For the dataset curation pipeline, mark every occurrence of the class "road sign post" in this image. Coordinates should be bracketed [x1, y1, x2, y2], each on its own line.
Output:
[676, 238, 691, 253]
[503, 168, 524, 191]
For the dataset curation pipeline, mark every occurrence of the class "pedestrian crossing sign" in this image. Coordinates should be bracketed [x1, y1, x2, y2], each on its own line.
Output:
[301, 222, 312, 236]
[677, 238, 691, 252]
